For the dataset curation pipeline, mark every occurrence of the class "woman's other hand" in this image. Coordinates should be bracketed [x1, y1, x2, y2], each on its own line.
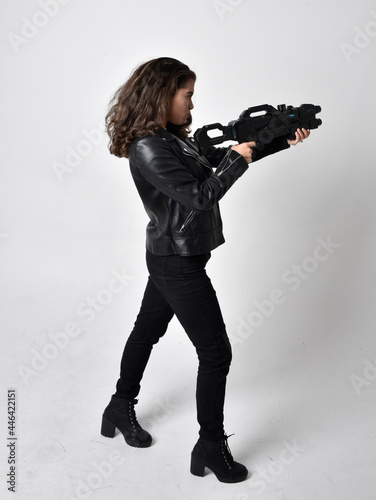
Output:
[287, 128, 310, 146]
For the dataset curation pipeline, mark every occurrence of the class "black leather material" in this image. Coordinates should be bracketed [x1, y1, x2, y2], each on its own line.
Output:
[128, 128, 289, 256]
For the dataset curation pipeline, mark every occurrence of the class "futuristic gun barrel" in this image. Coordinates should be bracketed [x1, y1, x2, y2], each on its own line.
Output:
[194, 103, 322, 153]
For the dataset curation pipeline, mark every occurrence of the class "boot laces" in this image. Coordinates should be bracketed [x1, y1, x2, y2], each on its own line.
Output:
[128, 398, 141, 432]
[220, 434, 235, 470]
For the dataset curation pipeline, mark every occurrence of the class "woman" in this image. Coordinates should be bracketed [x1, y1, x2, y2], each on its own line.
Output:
[101, 57, 310, 483]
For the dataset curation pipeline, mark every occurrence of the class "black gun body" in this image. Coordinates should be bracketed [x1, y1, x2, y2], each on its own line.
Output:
[194, 103, 322, 153]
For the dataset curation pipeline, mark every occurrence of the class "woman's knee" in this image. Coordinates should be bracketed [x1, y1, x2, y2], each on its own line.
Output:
[197, 330, 232, 370]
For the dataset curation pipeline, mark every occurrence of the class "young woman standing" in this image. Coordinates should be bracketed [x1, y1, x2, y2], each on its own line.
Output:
[102, 57, 310, 483]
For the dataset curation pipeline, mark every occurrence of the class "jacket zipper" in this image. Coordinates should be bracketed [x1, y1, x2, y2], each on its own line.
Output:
[216, 149, 238, 176]
[178, 210, 197, 233]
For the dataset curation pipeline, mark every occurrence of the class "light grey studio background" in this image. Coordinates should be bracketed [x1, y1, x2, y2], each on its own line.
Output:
[1, 0, 376, 499]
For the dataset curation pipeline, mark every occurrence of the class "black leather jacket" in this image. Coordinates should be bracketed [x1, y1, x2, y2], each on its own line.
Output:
[128, 128, 290, 256]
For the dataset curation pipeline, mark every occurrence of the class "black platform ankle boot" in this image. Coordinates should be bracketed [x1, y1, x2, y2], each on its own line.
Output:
[190, 434, 248, 483]
[101, 396, 152, 448]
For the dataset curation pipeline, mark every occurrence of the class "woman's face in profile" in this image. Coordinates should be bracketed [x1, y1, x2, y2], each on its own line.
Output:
[166, 79, 195, 126]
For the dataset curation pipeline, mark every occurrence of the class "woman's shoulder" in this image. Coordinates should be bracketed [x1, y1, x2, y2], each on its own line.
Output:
[129, 130, 178, 160]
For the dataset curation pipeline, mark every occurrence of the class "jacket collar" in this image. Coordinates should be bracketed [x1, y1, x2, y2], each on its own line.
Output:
[156, 127, 177, 143]
[157, 128, 211, 167]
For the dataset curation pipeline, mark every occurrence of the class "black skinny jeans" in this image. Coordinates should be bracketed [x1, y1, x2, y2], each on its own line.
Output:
[115, 250, 232, 442]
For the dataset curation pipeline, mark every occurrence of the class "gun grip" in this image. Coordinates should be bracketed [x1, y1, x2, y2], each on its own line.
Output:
[251, 146, 260, 162]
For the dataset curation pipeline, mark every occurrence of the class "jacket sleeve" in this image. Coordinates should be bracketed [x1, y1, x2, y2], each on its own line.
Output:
[132, 137, 249, 212]
[203, 136, 291, 166]
[202, 145, 229, 169]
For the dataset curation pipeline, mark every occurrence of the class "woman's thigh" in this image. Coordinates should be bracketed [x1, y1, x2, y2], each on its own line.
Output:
[146, 251, 229, 355]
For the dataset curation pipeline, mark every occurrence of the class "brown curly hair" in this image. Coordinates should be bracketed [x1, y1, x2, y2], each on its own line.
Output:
[105, 57, 196, 158]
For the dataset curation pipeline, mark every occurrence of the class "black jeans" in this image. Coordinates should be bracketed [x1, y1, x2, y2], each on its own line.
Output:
[115, 250, 232, 441]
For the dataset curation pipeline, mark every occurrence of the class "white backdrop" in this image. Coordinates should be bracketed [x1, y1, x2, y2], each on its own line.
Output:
[1, 1, 376, 499]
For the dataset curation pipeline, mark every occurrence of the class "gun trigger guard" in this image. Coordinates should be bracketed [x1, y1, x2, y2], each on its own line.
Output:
[255, 141, 265, 151]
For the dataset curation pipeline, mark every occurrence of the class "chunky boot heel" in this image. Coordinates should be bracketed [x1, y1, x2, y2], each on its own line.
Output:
[101, 396, 152, 448]
[101, 415, 116, 438]
[190, 435, 248, 483]
[190, 453, 206, 477]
